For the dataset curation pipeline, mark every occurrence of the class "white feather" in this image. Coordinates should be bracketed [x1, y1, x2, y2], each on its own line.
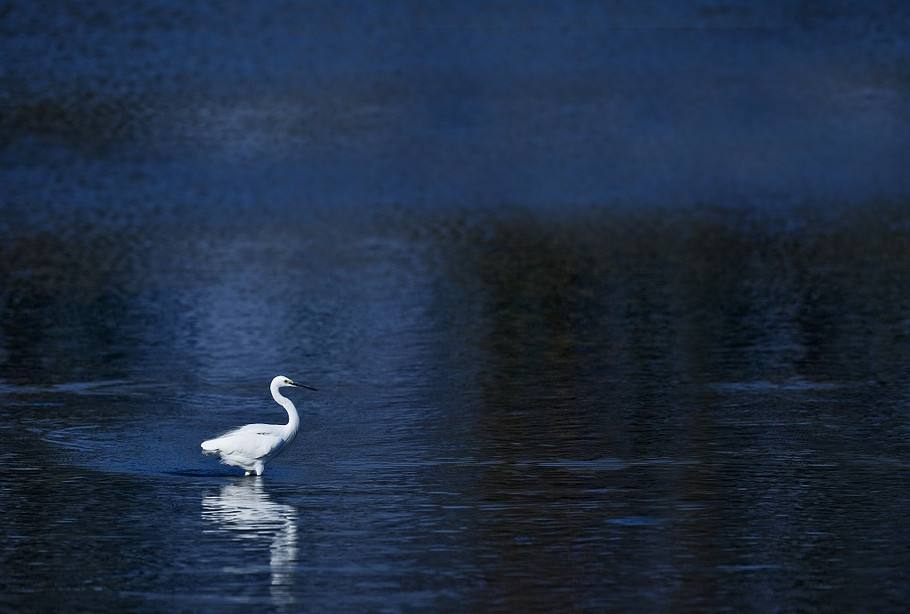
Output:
[200, 375, 309, 476]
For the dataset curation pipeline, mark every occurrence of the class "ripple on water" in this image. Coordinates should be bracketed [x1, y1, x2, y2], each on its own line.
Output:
[5, 201, 910, 611]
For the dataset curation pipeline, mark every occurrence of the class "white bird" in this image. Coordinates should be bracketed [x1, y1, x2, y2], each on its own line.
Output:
[201, 375, 316, 476]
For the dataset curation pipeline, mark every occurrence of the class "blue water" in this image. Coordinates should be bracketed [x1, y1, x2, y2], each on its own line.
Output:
[2, 2, 910, 611]
[4, 205, 910, 611]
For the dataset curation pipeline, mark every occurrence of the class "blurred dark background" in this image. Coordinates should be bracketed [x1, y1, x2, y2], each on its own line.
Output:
[2, 0, 909, 218]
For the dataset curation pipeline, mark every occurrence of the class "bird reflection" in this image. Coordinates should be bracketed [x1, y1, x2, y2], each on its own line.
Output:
[202, 478, 298, 607]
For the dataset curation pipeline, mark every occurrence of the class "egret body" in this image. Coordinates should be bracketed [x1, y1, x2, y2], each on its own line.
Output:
[201, 375, 316, 476]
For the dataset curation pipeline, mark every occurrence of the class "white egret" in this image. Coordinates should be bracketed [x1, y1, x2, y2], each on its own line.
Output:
[201, 375, 316, 476]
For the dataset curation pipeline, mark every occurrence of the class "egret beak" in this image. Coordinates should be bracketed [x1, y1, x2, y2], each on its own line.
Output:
[290, 381, 318, 391]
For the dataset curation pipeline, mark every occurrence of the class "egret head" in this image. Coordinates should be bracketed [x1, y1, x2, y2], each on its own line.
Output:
[272, 375, 317, 391]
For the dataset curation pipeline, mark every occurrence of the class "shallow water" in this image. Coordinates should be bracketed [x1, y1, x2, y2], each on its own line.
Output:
[4, 1, 910, 611]
[3, 204, 910, 611]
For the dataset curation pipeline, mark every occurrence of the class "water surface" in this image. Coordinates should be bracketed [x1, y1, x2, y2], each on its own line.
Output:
[3, 205, 910, 611]
[3, 1, 910, 611]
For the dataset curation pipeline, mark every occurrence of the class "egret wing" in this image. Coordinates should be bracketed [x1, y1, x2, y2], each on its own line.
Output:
[203, 424, 285, 460]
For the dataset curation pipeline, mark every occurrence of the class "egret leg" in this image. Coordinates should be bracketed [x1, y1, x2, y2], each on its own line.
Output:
[254, 463, 264, 476]
[244, 470, 253, 476]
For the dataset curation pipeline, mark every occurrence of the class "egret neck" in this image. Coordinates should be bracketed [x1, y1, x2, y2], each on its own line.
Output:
[270, 378, 300, 439]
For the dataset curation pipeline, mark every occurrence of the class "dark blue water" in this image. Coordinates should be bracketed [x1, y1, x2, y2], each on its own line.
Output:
[3, 2, 910, 611]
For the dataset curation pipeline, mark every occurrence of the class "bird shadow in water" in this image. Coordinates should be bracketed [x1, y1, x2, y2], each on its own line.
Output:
[165, 469, 245, 478]
[201, 477, 299, 607]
